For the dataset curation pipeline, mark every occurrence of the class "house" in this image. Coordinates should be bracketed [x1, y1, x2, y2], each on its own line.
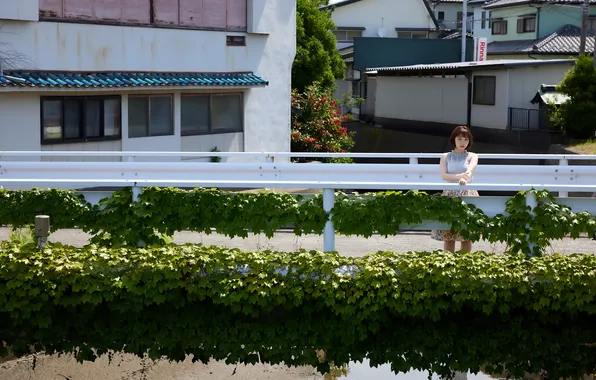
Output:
[0, 0, 296, 162]
[469, 0, 492, 39]
[483, 0, 596, 58]
[429, 0, 473, 33]
[325, 0, 441, 43]
[365, 59, 575, 131]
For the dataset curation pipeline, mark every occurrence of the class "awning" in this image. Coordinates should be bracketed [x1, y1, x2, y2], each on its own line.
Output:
[0, 71, 268, 89]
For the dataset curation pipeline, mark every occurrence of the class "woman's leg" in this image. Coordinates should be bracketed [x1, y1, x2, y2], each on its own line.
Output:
[443, 240, 456, 252]
[461, 240, 472, 253]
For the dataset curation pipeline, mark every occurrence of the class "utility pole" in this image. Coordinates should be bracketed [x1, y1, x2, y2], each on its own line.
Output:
[461, 0, 468, 62]
[579, 0, 590, 54]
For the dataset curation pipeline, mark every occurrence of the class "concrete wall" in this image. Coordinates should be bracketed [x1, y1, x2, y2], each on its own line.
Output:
[330, 0, 436, 38]
[375, 76, 468, 125]
[0, 0, 295, 161]
[470, 70, 508, 129]
[0, 0, 38, 21]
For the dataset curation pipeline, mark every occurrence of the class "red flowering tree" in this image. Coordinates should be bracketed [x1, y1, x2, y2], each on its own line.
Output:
[291, 83, 357, 163]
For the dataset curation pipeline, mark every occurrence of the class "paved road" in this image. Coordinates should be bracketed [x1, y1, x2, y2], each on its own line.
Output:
[1, 228, 595, 255]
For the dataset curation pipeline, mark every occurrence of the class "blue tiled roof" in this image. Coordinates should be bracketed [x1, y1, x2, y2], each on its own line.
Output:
[0, 71, 268, 88]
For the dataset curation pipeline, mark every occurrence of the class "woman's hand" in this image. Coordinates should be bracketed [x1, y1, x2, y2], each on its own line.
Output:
[459, 177, 468, 186]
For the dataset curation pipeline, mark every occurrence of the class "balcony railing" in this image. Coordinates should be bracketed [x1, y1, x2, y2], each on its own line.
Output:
[508, 107, 551, 131]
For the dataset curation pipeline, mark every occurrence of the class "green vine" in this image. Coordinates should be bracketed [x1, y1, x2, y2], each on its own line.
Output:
[0, 243, 595, 379]
[0, 187, 595, 255]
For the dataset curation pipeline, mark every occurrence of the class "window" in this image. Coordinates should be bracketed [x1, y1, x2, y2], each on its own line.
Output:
[181, 93, 243, 135]
[397, 31, 428, 38]
[492, 19, 507, 35]
[517, 16, 536, 33]
[473, 76, 496, 106]
[351, 81, 360, 97]
[588, 15, 596, 33]
[226, 35, 246, 46]
[481, 11, 486, 29]
[437, 11, 445, 21]
[128, 95, 173, 138]
[41, 96, 121, 144]
[333, 30, 362, 42]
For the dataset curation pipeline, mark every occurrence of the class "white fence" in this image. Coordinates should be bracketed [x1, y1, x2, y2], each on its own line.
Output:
[1, 151, 596, 251]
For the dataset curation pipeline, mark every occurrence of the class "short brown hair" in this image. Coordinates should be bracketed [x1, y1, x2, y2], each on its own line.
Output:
[449, 125, 473, 149]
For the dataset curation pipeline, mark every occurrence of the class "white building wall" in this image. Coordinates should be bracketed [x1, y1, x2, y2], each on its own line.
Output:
[0, 0, 295, 161]
[506, 64, 572, 109]
[0, 93, 41, 161]
[330, 0, 436, 37]
[470, 70, 508, 129]
[374, 76, 468, 125]
[433, 2, 473, 31]
[0, 0, 38, 22]
[472, 5, 491, 39]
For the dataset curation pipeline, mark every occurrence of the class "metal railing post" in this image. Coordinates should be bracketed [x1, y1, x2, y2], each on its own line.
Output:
[526, 191, 537, 256]
[409, 157, 419, 192]
[559, 159, 568, 198]
[323, 188, 335, 252]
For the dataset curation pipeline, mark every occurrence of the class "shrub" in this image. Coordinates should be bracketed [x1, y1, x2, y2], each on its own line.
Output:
[291, 83, 357, 163]
[549, 55, 596, 138]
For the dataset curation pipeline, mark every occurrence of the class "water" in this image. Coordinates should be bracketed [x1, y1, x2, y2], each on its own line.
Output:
[344, 360, 496, 380]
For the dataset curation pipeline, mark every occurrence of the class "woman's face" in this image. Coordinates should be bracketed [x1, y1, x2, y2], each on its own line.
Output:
[454, 134, 469, 150]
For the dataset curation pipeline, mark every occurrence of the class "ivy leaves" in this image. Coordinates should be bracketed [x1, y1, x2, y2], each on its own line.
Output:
[0, 244, 595, 378]
[1, 188, 595, 256]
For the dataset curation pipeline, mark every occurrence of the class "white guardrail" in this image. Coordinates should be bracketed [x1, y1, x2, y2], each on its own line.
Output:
[1, 151, 596, 251]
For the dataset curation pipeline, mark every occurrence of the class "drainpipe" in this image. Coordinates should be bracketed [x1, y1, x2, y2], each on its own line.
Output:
[466, 72, 472, 127]
[536, 7, 541, 38]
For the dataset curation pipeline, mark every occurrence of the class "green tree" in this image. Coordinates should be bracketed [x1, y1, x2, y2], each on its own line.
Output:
[293, 0, 345, 92]
[550, 55, 596, 138]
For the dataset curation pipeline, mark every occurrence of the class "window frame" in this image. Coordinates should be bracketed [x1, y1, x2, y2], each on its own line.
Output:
[491, 19, 507, 35]
[333, 29, 363, 42]
[472, 75, 496, 106]
[40, 95, 122, 145]
[481, 11, 486, 29]
[397, 31, 429, 39]
[127, 94, 174, 138]
[517, 16, 536, 33]
[180, 92, 244, 136]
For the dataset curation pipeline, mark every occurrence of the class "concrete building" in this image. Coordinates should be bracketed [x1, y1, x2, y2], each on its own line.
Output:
[366, 59, 575, 131]
[0, 0, 296, 162]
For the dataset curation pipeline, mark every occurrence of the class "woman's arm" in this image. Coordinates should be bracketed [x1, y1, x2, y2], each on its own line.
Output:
[465, 152, 479, 176]
[440, 153, 465, 181]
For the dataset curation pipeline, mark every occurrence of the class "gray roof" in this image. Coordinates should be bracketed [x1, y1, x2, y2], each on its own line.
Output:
[488, 24, 594, 55]
[484, 0, 596, 9]
[530, 84, 570, 105]
[441, 31, 474, 39]
[365, 58, 575, 74]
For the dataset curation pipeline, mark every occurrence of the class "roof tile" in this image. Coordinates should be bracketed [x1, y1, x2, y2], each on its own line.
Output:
[488, 24, 594, 55]
[0, 71, 268, 88]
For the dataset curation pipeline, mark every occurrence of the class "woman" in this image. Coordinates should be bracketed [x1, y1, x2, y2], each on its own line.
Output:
[430, 126, 479, 253]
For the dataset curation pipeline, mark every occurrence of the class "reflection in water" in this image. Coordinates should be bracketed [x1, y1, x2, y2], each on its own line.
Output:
[344, 361, 495, 380]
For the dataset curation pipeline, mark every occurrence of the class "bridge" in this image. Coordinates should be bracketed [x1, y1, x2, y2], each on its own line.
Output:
[1, 150, 596, 252]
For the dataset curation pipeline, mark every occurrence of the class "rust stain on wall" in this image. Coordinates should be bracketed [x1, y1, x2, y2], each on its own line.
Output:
[39, 0, 64, 17]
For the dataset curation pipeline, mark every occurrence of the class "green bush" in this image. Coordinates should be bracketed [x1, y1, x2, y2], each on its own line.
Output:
[0, 243, 595, 379]
[1, 188, 596, 256]
[550, 55, 596, 138]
